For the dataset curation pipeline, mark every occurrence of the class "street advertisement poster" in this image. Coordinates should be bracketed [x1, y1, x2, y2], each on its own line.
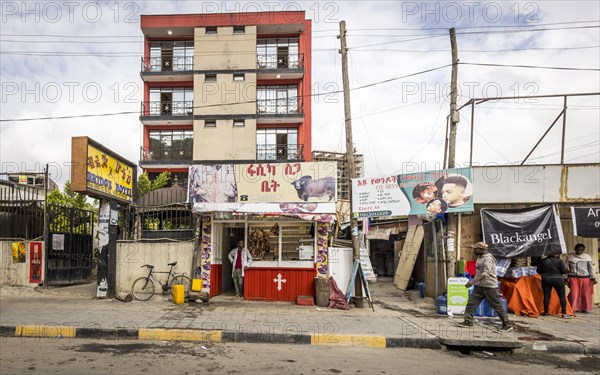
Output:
[360, 244, 377, 282]
[571, 207, 600, 238]
[52, 234, 65, 251]
[29, 241, 43, 283]
[352, 168, 473, 218]
[12, 241, 25, 263]
[397, 167, 474, 215]
[352, 175, 411, 218]
[447, 277, 469, 314]
[481, 205, 567, 258]
[188, 163, 337, 218]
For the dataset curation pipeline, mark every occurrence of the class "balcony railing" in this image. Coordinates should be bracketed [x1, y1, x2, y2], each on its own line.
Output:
[141, 56, 194, 72]
[256, 97, 303, 115]
[257, 144, 304, 161]
[257, 53, 303, 70]
[140, 146, 192, 162]
[140, 101, 194, 117]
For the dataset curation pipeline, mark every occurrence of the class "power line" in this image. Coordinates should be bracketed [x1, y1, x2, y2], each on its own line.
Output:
[0, 64, 450, 122]
[350, 45, 600, 53]
[348, 20, 600, 31]
[459, 62, 600, 72]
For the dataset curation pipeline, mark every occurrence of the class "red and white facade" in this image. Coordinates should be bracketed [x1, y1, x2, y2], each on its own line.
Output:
[139, 12, 329, 301]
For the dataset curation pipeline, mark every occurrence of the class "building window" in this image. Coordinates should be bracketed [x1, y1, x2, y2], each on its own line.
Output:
[148, 87, 193, 116]
[204, 120, 216, 127]
[233, 73, 245, 81]
[257, 38, 299, 69]
[256, 128, 299, 160]
[257, 85, 299, 114]
[205, 74, 217, 82]
[148, 41, 194, 72]
[147, 129, 193, 161]
[206, 27, 217, 35]
[233, 119, 245, 127]
[247, 222, 314, 261]
[233, 26, 245, 34]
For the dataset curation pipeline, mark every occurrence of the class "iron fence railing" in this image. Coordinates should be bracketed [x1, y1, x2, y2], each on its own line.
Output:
[256, 144, 304, 161]
[141, 56, 194, 72]
[117, 188, 193, 241]
[0, 182, 45, 240]
[140, 146, 193, 162]
[257, 53, 303, 69]
[256, 97, 303, 115]
[140, 101, 194, 117]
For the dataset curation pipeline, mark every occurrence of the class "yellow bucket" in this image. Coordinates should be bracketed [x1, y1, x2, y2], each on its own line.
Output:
[172, 284, 185, 304]
[191, 279, 202, 292]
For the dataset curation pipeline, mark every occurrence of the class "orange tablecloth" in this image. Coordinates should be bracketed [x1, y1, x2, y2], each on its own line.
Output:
[500, 274, 574, 317]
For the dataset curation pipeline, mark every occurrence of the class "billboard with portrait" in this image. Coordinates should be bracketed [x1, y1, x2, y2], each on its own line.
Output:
[352, 167, 474, 218]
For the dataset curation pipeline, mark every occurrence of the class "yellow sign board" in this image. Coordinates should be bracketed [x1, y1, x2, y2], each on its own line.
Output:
[71, 137, 136, 204]
[86, 144, 134, 202]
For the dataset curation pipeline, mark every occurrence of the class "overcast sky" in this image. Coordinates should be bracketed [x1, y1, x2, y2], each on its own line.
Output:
[1, 1, 599, 187]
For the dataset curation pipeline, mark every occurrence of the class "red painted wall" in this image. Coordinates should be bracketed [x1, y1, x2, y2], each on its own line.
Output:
[244, 267, 315, 301]
[210, 264, 223, 297]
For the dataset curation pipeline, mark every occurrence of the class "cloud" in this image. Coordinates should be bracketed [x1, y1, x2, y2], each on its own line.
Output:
[1, 0, 598, 188]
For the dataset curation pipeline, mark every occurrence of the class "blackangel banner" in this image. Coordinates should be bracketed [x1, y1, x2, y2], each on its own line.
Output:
[481, 205, 567, 258]
[571, 207, 600, 238]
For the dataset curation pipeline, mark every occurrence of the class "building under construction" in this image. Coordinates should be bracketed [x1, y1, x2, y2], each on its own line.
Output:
[312, 150, 364, 200]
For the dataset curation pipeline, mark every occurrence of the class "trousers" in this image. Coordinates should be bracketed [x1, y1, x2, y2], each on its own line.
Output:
[464, 286, 509, 324]
[542, 276, 567, 314]
[232, 269, 244, 297]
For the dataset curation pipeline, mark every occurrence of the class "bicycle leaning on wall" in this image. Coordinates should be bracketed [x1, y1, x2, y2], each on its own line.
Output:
[131, 261, 191, 301]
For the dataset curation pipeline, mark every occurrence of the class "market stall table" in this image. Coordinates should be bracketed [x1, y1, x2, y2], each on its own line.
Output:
[500, 274, 574, 317]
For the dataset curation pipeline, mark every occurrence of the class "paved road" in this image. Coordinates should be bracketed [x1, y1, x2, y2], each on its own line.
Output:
[0, 338, 598, 375]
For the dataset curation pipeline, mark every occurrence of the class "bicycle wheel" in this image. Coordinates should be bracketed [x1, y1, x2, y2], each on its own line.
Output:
[131, 277, 155, 301]
[170, 275, 191, 297]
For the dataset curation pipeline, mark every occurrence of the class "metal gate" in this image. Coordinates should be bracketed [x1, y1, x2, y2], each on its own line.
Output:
[45, 204, 95, 285]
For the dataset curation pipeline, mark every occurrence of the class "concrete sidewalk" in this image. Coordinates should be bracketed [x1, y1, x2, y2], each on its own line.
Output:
[0, 279, 598, 354]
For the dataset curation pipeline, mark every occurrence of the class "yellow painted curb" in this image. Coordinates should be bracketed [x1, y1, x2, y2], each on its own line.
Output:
[138, 328, 222, 342]
[310, 334, 386, 348]
[16, 325, 76, 338]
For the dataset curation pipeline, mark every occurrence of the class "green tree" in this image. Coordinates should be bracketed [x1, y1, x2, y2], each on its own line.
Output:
[46, 181, 97, 233]
[137, 171, 171, 197]
[47, 181, 96, 211]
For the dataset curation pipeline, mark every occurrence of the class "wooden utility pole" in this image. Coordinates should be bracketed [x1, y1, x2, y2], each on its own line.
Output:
[446, 28, 459, 285]
[339, 20, 363, 307]
[448, 28, 459, 168]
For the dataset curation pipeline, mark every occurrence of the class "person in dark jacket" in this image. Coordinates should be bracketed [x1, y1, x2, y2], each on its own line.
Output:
[537, 255, 571, 318]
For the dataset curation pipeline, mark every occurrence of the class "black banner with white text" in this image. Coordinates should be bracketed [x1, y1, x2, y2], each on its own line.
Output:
[571, 207, 600, 238]
[481, 205, 566, 258]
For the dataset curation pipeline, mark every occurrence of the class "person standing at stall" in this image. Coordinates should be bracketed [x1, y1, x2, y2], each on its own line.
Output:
[461, 242, 513, 331]
[228, 240, 252, 298]
[537, 254, 571, 318]
[566, 244, 597, 313]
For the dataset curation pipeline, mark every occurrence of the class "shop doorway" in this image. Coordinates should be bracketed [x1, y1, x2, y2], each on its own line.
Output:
[221, 226, 244, 295]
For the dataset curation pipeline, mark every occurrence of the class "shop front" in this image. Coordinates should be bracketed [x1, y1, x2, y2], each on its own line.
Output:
[188, 162, 337, 301]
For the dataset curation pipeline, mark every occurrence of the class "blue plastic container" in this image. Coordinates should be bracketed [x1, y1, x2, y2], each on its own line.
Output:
[487, 296, 508, 317]
[436, 294, 448, 315]
[417, 282, 426, 298]
[474, 299, 488, 317]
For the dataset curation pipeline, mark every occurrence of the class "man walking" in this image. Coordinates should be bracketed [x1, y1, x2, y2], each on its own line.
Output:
[228, 240, 252, 298]
[461, 242, 513, 331]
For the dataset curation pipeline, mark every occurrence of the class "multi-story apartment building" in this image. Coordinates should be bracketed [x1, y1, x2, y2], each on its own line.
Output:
[139, 12, 312, 186]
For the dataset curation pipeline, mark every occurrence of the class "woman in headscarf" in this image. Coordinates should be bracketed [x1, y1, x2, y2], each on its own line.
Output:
[566, 244, 597, 313]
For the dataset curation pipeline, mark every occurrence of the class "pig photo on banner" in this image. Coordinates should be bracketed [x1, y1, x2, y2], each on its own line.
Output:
[481, 205, 567, 258]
